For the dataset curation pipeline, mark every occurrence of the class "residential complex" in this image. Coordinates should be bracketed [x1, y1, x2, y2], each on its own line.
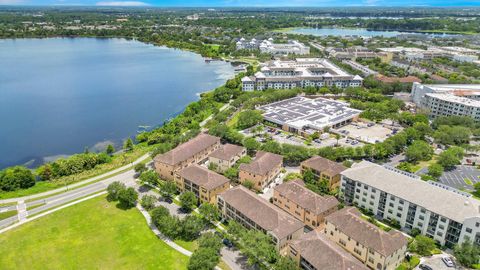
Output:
[289, 230, 369, 270]
[241, 58, 363, 91]
[327, 47, 391, 62]
[259, 96, 361, 136]
[153, 133, 221, 181]
[273, 179, 339, 229]
[300, 155, 346, 191]
[235, 37, 261, 50]
[176, 164, 230, 204]
[259, 39, 310, 55]
[239, 151, 283, 190]
[411, 82, 480, 120]
[325, 207, 407, 270]
[378, 46, 480, 63]
[340, 160, 480, 247]
[208, 143, 246, 173]
[217, 186, 305, 250]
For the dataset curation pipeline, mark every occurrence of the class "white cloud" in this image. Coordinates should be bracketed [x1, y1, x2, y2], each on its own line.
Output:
[96, 1, 149, 6]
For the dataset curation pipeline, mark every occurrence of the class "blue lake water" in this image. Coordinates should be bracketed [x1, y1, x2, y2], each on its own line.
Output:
[285, 27, 456, 38]
[0, 38, 234, 169]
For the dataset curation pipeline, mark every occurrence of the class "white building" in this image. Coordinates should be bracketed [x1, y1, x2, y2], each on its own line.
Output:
[340, 161, 480, 247]
[411, 82, 480, 120]
[241, 58, 363, 91]
[259, 39, 310, 55]
[236, 38, 261, 50]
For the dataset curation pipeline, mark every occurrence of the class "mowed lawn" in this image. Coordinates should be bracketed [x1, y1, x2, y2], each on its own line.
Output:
[0, 195, 188, 270]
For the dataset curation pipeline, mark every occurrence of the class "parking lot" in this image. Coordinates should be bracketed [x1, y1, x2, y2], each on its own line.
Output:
[438, 165, 480, 190]
[335, 122, 401, 144]
[417, 255, 457, 270]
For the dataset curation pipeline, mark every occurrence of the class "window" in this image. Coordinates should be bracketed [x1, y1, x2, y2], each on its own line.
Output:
[466, 228, 473, 233]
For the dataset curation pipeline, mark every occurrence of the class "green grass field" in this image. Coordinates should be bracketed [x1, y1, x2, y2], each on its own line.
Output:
[0, 195, 188, 270]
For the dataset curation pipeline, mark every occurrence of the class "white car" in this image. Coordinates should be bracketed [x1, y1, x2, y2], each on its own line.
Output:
[441, 257, 454, 267]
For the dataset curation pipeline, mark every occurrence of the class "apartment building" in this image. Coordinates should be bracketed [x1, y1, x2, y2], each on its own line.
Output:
[327, 47, 390, 62]
[273, 179, 339, 229]
[176, 164, 230, 204]
[325, 207, 407, 270]
[208, 144, 246, 173]
[217, 186, 305, 250]
[289, 230, 369, 270]
[340, 160, 480, 247]
[241, 58, 363, 91]
[153, 133, 221, 181]
[301, 155, 346, 191]
[411, 82, 480, 120]
[259, 39, 310, 55]
[239, 151, 283, 191]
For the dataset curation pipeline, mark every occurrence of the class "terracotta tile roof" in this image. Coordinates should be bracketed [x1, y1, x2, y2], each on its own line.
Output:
[290, 230, 368, 270]
[219, 186, 304, 240]
[154, 133, 220, 166]
[274, 179, 339, 215]
[301, 156, 346, 176]
[325, 207, 407, 257]
[239, 151, 283, 176]
[179, 164, 229, 190]
[209, 144, 245, 161]
[375, 74, 421, 84]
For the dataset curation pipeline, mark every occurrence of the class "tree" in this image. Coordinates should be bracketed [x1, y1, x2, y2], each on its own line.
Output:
[302, 169, 316, 184]
[397, 162, 414, 173]
[134, 163, 147, 174]
[198, 203, 220, 222]
[241, 230, 278, 265]
[198, 232, 222, 251]
[179, 215, 205, 241]
[438, 147, 464, 170]
[0, 166, 36, 191]
[454, 238, 480, 268]
[123, 138, 134, 152]
[140, 195, 157, 211]
[151, 206, 170, 221]
[273, 256, 298, 270]
[410, 235, 436, 256]
[427, 163, 443, 178]
[106, 181, 126, 201]
[139, 170, 160, 185]
[118, 187, 138, 209]
[224, 167, 239, 182]
[106, 144, 115, 155]
[187, 247, 219, 270]
[405, 140, 433, 163]
[159, 180, 177, 199]
[242, 180, 255, 190]
[179, 191, 197, 212]
[36, 164, 53, 181]
[243, 137, 260, 155]
[236, 110, 263, 130]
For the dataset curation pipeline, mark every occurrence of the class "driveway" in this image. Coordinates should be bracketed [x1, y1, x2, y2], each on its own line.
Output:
[134, 183, 188, 219]
[221, 246, 257, 270]
[417, 254, 457, 270]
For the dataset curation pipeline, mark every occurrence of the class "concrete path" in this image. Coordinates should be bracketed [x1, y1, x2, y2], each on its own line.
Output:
[16, 201, 27, 222]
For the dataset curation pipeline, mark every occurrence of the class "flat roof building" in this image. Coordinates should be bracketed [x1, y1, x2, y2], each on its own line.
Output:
[259, 39, 310, 55]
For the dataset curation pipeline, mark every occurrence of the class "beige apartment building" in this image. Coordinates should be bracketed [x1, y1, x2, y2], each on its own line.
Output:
[289, 230, 369, 270]
[301, 156, 346, 191]
[239, 151, 283, 191]
[217, 186, 304, 251]
[176, 164, 230, 205]
[273, 179, 339, 229]
[153, 133, 220, 181]
[208, 144, 246, 173]
[324, 207, 407, 270]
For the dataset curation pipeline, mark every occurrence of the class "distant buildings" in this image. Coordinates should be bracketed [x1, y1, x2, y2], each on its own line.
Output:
[236, 38, 309, 55]
[300, 156, 346, 191]
[241, 58, 363, 91]
[378, 46, 479, 63]
[341, 160, 480, 247]
[327, 47, 391, 62]
[217, 185, 305, 250]
[411, 82, 480, 120]
[236, 38, 261, 50]
[258, 96, 362, 136]
[342, 60, 378, 77]
[239, 151, 283, 191]
[208, 144, 246, 173]
[153, 133, 220, 181]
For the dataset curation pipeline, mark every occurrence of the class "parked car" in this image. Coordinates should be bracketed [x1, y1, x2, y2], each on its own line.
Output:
[442, 257, 454, 267]
[367, 123, 374, 127]
[419, 264, 433, 270]
[223, 238, 234, 248]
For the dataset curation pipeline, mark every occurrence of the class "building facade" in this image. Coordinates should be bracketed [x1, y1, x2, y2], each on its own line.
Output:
[208, 144, 247, 173]
[300, 156, 347, 191]
[259, 39, 310, 55]
[239, 151, 283, 191]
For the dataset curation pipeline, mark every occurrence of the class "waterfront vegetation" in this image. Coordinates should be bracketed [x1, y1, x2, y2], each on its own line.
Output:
[0, 195, 189, 269]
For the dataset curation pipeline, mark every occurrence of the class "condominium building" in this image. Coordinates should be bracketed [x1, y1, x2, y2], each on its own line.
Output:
[289, 230, 369, 270]
[217, 186, 305, 250]
[241, 58, 363, 91]
[176, 164, 230, 204]
[153, 133, 221, 181]
[239, 151, 283, 191]
[325, 207, 407, 270]
[259, 39, 310, 55]
[208, 144, 247, 173]
[300, 156, 347, 191]
[411, 82, 480, 120]
[327, 47, 390, 62]
[273, 179, 339, 229]
[236, 38, 261, 50]
[340, 160, 480, 247]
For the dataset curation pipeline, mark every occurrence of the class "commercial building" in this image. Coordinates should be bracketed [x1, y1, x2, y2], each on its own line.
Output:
[259, 39, 310, 55]
[217, 186, 305, 250]
[378, 46, 479, 63]
[176, 164, 230, 204]
[209, 144, 247, 173]
[327, 47, 390, 62]
[340, 160, 480, 247]
[259, 96, 361, 136]
[325, 207, 407, 270]
[154, 133, 221, 181]
[342, 60, 378, 77]
[289, 230, 369, 270]
[239, 151, 283, 190]
[241, 58, 363, 91]
[236, 38, 261, 50]
[273, 179, 339, 229]
[411, 82, 480, 120]
[300, 155, 347, 191]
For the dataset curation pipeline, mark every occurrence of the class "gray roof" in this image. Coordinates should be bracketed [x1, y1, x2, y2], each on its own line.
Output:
[209, 144, 245, 161]
[274, 180, 339, 215]
[325, 207, 408, 257]
[290, 230, 368, 270]
[239, 151, 283, 176]
[342, 161, 480, 223]
[219, 186, 304, 240]
[178, 164, 229, 190]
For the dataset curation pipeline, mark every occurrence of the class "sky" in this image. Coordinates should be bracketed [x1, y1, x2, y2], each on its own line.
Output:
[0, 0, 479, 7]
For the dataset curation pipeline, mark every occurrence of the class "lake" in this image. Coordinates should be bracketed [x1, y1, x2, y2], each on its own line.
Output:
[0, 38, 235, 169]
[284, 27, 456, 38]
